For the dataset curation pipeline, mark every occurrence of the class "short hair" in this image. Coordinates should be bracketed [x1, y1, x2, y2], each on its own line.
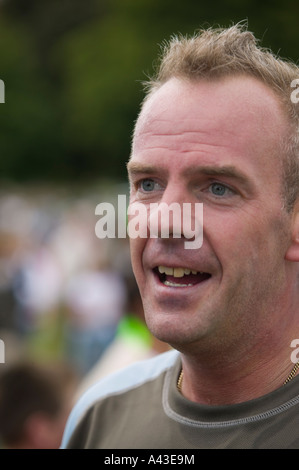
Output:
[141, 23, 299, 211]
[0, 362, 75, 446]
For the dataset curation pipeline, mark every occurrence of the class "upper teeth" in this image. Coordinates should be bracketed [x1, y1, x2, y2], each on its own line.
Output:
[158, 266, 199, 278]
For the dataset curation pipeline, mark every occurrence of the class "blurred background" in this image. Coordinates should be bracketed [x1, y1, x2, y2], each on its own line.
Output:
[0, 0, 298, 448]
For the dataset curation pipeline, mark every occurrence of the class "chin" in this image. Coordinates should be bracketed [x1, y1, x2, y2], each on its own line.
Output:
[144, 308, 204, 347]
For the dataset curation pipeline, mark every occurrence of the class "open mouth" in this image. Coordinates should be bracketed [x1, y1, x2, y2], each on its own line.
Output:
[154, 266, 211, 288]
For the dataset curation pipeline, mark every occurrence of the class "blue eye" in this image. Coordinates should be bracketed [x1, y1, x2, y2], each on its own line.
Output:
[210, 183, 229, 197]
[140, 179, 156, 192]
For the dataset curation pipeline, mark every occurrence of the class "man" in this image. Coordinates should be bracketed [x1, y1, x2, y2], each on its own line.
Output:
[61, 24, 299, 448]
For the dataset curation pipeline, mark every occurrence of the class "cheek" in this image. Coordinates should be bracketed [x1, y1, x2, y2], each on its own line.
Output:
[205, 207, 289, 271]
[203, 211, 272, 267]
[204, 212, 247, 255]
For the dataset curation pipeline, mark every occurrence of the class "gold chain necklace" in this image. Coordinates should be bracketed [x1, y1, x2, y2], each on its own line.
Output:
[177, 361, 299, 393]
[283, 361, 299, 385]
[177, 370, 183, 393]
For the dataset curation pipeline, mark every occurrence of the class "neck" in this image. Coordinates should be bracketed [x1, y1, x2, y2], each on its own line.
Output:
[180, 352, 299, 405]
[179, 320, 299, 405]
[180, 318, 299, 405]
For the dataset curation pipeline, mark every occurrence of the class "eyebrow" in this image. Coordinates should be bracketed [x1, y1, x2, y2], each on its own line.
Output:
[190, 165, 256, 194]
[127, 161, 253, 190]
[126, 161, 163, 176]
[183, 165, 250, 184]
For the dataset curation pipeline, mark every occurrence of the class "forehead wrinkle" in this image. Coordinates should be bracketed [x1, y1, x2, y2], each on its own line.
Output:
[134, 115, 245, 157]
[132, 128, 234, 158]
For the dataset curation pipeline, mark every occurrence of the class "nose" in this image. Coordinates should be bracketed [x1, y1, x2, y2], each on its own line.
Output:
[147, 185, 203, 249]
[148, 200, 183, 239]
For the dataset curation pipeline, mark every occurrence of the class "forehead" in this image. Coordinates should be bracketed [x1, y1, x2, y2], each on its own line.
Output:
[132, 76, 287, 172]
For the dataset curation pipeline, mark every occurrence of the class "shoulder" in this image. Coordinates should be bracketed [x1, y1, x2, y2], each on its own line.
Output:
[61, 349, 179, 448]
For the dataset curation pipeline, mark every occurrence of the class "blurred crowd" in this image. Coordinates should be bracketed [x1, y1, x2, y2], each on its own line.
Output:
[0, 183, 130, 369]
[0, 183, 168, 448]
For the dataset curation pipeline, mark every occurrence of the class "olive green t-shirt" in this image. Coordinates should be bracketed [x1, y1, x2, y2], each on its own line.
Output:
[61, 350, 299, 449]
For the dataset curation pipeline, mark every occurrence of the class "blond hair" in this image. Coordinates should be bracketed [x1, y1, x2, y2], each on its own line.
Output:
[141, 23, 299, 211]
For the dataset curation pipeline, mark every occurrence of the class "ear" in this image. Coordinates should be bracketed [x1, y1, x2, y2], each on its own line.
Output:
[285, 206, 299, 262]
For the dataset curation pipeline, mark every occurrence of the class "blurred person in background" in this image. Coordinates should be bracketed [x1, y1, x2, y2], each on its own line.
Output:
[0, 361, 77, 449]
[64, 260, 127, 376]
[75, 277, 169, 399]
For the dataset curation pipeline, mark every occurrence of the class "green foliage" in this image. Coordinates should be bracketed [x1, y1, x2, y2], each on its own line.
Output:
[0, 0, 298, 182]
[0, 16, 64, 181]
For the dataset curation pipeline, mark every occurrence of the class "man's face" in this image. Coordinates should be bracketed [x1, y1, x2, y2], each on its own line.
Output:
[128, 76, 292, 355]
